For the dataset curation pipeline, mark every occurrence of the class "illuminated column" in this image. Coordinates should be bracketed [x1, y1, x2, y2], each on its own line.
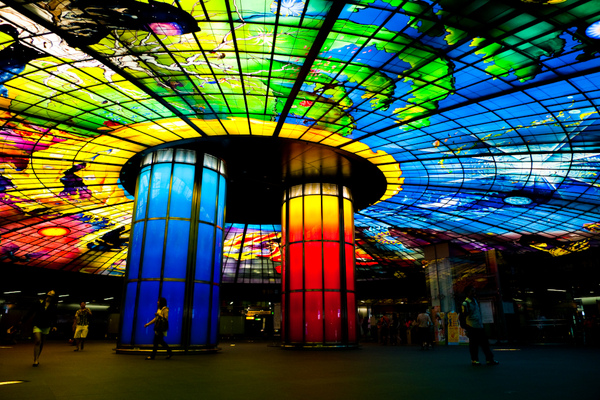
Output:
[281, 183, 357, 347]
[118, 149, 226, 352]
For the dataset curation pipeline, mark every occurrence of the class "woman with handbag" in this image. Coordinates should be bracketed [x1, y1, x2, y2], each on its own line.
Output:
[144, 297, 173, 360]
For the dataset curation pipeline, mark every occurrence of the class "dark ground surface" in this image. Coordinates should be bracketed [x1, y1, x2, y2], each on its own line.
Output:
[0, 340, 598, 400]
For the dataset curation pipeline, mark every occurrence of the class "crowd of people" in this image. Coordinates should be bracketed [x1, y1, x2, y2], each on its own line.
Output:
[361, 311, 435, 348]
[7, 290, 172, 365]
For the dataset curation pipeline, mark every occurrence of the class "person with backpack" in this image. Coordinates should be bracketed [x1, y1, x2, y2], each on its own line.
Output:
[144, 297, 173, 360]
[461, 286, 499, 366]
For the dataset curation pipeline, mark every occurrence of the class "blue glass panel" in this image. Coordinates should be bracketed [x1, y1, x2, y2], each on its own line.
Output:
[210, 285, 220, 345]
[126, 221, 144, 280]
[164, 220, 189, 279]
[216, 175, 226, 228]
[161, 281, 185, 345]
[213, 228, 223, 284]
[135, 167, 150, 221]
[141, 220, 165, 279]
[148, 163, 172, 219]
[169, 164, 195, 219]
[190, 283, 210, 345]
[120, 282, 138, 345]
[134, 281, 160, 345]
[199, 169, 217, 223]
[195, 223, 214, 282]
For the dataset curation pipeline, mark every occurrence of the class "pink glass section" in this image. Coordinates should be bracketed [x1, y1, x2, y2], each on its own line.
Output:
[347, 292, 357, 342]
[290, 292, 303, 342]
[325, 291, 341, 342]
[305, 292, 323, 342]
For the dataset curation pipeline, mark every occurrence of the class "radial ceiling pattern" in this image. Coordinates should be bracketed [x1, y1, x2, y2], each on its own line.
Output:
[1, 0, 600, 280]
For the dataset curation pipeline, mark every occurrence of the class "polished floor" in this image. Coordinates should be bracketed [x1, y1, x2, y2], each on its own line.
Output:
[0, 339, 597, 400]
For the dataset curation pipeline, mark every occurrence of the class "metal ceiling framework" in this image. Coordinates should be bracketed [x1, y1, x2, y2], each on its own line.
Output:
[0, 0, 599, 281]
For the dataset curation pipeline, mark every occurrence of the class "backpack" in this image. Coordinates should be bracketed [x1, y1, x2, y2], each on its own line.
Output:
[458, 300, 470, 328]
[458, 311, 467, 329]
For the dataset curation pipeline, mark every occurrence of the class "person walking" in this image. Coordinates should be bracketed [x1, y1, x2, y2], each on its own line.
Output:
[416, 309, 432, 350]
[18, 290, 58, 366]
[461, 286, 499, 366]
[144, 297, 173, 360]
[73, 301, 92, 351]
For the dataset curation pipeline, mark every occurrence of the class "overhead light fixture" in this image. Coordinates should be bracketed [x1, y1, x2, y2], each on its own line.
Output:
[586, 20, 600, 39]
[503, 196, 533, 205]
[3, 291, 21, 294]
[38, 226, 70, 237]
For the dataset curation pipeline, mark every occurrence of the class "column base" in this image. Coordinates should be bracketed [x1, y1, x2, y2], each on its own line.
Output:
[115, 345, 220, 354]
[281, 343, 360, 350]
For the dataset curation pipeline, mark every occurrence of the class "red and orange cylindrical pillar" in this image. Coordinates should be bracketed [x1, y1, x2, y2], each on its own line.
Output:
[281, 183, 357, 348]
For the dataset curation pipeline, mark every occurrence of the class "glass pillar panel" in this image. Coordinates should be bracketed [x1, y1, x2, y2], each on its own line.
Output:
[305, 242, 322, 290]
[282, 183, 356, 347]
[119, 150, 226, 351]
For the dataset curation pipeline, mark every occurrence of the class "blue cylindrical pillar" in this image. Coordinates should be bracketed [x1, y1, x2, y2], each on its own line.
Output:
[118, 148, 226, 352]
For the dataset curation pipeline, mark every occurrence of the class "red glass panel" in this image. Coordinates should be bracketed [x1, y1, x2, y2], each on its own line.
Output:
[322, 196, 339, 241]
[347, 292, 357, 342]
[289, 292, 303, 342]
[325, 291, 341, 342]
[281, 244, 286, 290]
[304, 196, 322, 241]
[345, 244, 355, 291]
[305, 292, 323, 343]
[305, 242, 322, 290]
[323, 242, 340, 290]
[281, 296, 286, 340]
[289, 243, 303, 291]
[289, 197, 303, 243]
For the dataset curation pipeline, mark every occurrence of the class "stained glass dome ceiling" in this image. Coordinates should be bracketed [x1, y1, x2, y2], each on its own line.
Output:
[1, 0, 600, 280]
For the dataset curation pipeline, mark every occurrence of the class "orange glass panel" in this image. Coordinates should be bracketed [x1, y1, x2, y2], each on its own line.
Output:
[305, 242, 322, 290]
[323, 242, 340, 290]
[343, 198, 354, 244]
[322, 196, 339, 241]
[304, 195, 322, 241]
[289, 197, 303, 243]
[289, 243, 303, 291]
[305, 292, 323, 343]
[325, 291, 341, 342]
[281, 203, 287, 247]
[345, 244, 355, 291]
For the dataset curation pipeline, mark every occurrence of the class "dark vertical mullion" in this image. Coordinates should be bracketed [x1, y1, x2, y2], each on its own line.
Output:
[159, 158, 176, 298]
[211, 159, 223, 345]
[339, 185, 349, 345]
[283, 190, 291, 344]
[234, 224, 247, 284]
[134, 160, 155, 345]
[320, 184, 326, 344]
[119, 163, 144, 345]
[184, 152, 201, 350]
[302, 185, 306, 343]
